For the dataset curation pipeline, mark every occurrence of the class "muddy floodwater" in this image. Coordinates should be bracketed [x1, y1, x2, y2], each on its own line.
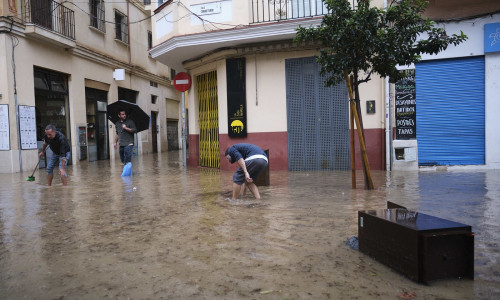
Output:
[0, 151, 499, 299]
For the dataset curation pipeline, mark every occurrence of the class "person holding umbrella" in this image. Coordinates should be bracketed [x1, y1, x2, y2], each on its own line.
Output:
[114, 109, 137, 165]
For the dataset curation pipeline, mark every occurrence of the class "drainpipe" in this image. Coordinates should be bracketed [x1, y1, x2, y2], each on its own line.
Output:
[254, 53, 258, 106]
[126, 0, 131, 65]
[384, 0, 391, 172]
[5, 21, 22, 173]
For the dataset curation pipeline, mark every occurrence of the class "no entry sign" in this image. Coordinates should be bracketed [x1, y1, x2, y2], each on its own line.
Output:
[173, 72, 192, 92]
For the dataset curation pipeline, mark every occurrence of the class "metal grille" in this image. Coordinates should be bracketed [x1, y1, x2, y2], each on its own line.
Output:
[23, 0, 75, 39]
[167, 121, 179, 150]
[251, 0, 328, 24]
[90, 0, 106, 32]
[197, 71, 220, 168]
[114, 10, 128, 44]
[286, 57, 350, 171]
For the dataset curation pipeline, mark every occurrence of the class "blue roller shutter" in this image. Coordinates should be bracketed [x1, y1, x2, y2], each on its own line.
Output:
[416, 56, 485, 165]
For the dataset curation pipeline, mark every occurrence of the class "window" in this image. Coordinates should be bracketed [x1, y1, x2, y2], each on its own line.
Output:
[170, 68, 176, 80]
[151, 95, 157, 104]
[148, 30, 153, 49]
[150, 81, 158, 88]
[143, 0, 151, 5]
[90, 0, 105, 32]
[114, 10, 128, 43]
[118, 87, 138, 103]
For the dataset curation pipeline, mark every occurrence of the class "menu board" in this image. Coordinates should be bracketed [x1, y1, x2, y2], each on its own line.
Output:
[395, 70, 416, 140]
[19, 105, 37, 149]
[0, 104, 9, 150]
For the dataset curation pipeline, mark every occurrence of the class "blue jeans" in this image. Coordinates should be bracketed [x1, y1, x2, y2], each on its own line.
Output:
[119, 145, 133, 164]
[46, 152, 70, 175]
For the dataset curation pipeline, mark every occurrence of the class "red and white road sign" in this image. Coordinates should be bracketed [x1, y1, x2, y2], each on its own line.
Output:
[173, 72, 192, 92]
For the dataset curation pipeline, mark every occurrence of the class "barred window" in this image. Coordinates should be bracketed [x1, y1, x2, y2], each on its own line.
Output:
[90, 0, 105, 32]
[115, 10, 128, 44]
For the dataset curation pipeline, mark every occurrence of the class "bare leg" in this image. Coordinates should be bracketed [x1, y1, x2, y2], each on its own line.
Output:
[240, 183, 246, 196]
[47, 174, 54, 186]
[61, 174, 67, 186]
[246, 182, 261, 199]
[232, 183, 242, 200]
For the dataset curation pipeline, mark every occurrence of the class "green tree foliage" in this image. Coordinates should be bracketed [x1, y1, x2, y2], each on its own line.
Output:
[295, 0, 468, 87]
[295, 0, 467, 188]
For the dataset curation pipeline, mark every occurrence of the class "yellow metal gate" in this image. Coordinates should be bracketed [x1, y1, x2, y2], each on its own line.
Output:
[197, 71, 220, 168]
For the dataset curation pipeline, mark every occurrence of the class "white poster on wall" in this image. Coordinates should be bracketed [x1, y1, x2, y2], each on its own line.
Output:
[19, 105, 37, 150]
[0, 104, 9, 150]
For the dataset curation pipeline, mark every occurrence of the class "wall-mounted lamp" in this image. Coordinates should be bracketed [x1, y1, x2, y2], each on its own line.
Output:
[113, 69, 125, 81]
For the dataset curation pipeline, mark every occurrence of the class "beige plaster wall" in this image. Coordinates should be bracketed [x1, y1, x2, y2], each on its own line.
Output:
[153, 0, 250, 46]
[186, 49, 385, 136]
[0, 32, 177, 173]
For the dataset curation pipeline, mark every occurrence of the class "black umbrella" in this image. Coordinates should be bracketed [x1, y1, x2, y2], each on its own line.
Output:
[107, 100, 150, 133]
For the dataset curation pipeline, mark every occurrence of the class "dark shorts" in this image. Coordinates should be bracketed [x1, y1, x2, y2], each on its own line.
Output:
[233, 158, 268, 185]
[46, 152, 70, 175]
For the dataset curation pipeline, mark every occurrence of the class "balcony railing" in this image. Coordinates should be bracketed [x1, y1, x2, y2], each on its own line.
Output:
[23, 0, 75, 40]
[251, 0, 328, 24]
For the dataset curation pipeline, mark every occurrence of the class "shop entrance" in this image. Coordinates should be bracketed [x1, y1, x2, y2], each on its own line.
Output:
[167, 120, 179, 150]
[197, 71, 219, 168]
[34, 68, 71, 166]
[85, 88, 109, 161]
[151, 111, 158, 153]
[285, 57, 350, 171]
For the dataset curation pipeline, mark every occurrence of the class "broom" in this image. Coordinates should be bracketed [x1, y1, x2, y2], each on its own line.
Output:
[26, 158, 42, 181]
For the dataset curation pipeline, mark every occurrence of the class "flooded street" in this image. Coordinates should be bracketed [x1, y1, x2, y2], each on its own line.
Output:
[0, 151, 499, 299]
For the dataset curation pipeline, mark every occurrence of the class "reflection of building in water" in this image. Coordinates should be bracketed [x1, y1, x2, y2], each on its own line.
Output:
[385, 208, 418, 223]
[395, 209, 418, 223]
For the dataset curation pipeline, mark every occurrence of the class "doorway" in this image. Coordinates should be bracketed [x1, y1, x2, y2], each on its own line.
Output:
[285, 56, 350, 170]
[151, 111, 158, 153]
[167, 120, 179, 150]
[197, 71, 219, 168]
[85, 88, 109, 161]
[34, 68, 71, 167]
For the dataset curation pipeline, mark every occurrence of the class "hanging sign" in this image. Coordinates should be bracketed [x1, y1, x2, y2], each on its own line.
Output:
[395, 70, 416, 140]
[484, 22, 500, 53]
[226, 58, 247, 137]
[0, 104, 10, 150]
[19, 105, 37, 149]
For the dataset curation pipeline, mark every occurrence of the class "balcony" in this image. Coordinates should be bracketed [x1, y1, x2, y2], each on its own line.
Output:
[23, 0, 76, 48]
[251, 0, 328, 24]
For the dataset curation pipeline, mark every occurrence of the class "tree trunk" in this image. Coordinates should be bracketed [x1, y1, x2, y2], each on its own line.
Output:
[344, 71, 374, 190]
[353, 81, 372, 189]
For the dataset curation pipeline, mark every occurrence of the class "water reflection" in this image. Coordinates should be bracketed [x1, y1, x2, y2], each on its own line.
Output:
[0, 154, 498, 299]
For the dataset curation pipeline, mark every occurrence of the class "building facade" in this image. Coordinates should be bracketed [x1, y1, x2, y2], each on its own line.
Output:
[392, 0, 500, 170]
[149, 0, 500, 172]
[150, 0, 387, 171]
[0, 0, 180, 173]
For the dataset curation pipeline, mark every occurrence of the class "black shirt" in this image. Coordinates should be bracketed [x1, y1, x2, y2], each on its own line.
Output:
[44, 131, 70, 156]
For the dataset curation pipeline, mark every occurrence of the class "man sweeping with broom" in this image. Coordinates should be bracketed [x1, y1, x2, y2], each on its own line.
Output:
[38, 124, 70, 186]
